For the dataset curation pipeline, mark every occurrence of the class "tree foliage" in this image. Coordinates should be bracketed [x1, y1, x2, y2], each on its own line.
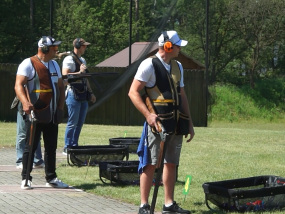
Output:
[1, 0, 285, 87]
[228, 0, 285, 88]
[174, 0, 285, 86]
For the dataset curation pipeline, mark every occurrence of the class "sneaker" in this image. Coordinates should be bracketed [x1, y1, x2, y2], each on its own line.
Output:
[16, 163, 23, 169]
[46, 178, 69, 188]
[21, 179, 33, 190]
[33, 162, 45, 169]
[138, 204, 150, 214]
[62, 148, 67, 155]
[162, 201, 191, 214]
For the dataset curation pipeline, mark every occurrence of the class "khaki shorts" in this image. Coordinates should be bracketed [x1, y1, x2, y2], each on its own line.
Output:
[147, 125, 183, 165]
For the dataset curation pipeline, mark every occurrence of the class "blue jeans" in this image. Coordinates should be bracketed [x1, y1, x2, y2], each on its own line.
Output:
[64, 90, 88, 149]
[16, 111, 43, 165]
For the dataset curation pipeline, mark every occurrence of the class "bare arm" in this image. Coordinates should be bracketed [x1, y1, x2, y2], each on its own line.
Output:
[14, 74, 33, 115]
[86, 79, 96, 103]
[62, 67, 81, 87]
[180, 87, 195, 142]
[128, 78, 159, 131]
[62, 67, 81, 76]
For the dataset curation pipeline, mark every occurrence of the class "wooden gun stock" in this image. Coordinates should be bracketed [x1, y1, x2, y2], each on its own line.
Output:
[141, 94, 162, 132]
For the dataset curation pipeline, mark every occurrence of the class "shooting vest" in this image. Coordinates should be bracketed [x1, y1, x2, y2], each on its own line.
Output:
[27, 55, 60, 123]
[67, 55, 88, 100]
[145, 56, 183, 134]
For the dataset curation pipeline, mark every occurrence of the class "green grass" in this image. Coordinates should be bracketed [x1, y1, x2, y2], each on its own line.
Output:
[2, 121, 285, 213]
[210, 83, 285, 123]
[2, 82, 285, 213]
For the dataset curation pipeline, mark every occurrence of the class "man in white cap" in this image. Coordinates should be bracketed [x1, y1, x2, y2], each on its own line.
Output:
[14, 36, 68, 189]
[128, 30, 194, 214]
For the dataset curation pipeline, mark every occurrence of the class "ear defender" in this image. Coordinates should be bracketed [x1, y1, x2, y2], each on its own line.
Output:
[75, 37, 81, 49]
[163, 31, 173, 52]
[164, 41, 173, 52]
[41, 36, 49, 54]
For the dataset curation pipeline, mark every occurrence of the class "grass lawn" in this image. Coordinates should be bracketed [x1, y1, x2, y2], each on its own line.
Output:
[1, 121, 285, 213]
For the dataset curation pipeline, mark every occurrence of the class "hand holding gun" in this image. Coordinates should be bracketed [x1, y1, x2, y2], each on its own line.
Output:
[23, 85, 37, 188]
[142, 94, 169, 214]
[62, 72, 118, 83]
[55, 51, 119, 91]
[141, 94, 167, 168]
[54, 51, 72, 60]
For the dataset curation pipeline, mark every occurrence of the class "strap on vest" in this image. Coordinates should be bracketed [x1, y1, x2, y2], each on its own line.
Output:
[152, 99, 175, 103]
[32, 89, 53, 93]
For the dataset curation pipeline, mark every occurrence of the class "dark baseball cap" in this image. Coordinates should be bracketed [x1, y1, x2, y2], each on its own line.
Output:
[73, 38, 91, 47]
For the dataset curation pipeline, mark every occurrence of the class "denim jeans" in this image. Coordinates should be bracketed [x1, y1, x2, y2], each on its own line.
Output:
[64, 89, 88, 149]
[16, 111, 43, 165]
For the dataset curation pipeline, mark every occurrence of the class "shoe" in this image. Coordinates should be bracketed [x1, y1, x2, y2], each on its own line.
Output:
[33, 162, 45, 169]
[46, 178, 69, 188]
[162, 201, 191, 214]
[16, 163, 23, 169]
[62, 148, 67, 155]
[21, 179, 33, 190]
[138, 204, 150, 214]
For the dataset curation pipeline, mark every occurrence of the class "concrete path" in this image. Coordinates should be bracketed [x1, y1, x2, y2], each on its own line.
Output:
[0, 147, 157, 214]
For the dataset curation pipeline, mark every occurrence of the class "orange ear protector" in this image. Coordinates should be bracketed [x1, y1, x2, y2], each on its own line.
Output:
[163, 31, 173, 52]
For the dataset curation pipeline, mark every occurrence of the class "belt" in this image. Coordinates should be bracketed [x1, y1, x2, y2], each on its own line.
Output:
[32, 89, 52, 93]
[152, 99, 175, 103]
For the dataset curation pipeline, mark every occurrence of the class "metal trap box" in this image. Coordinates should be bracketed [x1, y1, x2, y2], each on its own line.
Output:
[109, 137, 140, 154]
[202, 175, 285, 212]
[67, 145, 129, 167]
[99, 160, 163, 185]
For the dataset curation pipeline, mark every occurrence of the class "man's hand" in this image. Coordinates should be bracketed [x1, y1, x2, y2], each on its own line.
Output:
[185, 125, 195, 142]
[146, 113, 159, 133]
[90, 94, 96, 103]
[22, 101, 34, 115]
[80, 64, 87, 73]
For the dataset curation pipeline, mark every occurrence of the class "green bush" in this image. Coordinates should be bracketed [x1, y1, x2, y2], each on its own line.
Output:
[210, 79, 285, 123]
[241, 78, 285, 109]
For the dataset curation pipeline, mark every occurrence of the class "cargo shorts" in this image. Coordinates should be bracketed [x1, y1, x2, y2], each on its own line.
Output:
[147, 125, 183, 166]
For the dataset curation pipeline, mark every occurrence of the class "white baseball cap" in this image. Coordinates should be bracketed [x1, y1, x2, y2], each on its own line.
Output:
[158, 30, 188, 47]
[38, 36, 61, 47]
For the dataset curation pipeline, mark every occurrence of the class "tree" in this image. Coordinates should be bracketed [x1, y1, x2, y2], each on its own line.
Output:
[228, 0, 285, 88]
[0, 0, 30, 63]
[174, 0, 248, 85]
[0, 0, 52, 63]
[54, 0, 161, 66]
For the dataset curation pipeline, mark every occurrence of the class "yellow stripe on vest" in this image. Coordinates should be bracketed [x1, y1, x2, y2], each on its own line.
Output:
[152, 99, 175, 103]
[32, 89, 52, 93]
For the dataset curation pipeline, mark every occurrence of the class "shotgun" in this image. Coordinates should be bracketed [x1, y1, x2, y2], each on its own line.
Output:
[71, 51, 103, 91]
[141, 94, 167, 214]
[23, 85, 37, 188]
[141, 94, 167, 167]
[62, 72, 118, 82]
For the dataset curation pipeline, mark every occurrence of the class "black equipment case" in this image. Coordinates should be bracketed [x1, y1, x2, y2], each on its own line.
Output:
[67, 145, 129, 167]
[99, 160, 163, 185]
[109, 137, 140, 154]
[202, 175, 285, 212]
